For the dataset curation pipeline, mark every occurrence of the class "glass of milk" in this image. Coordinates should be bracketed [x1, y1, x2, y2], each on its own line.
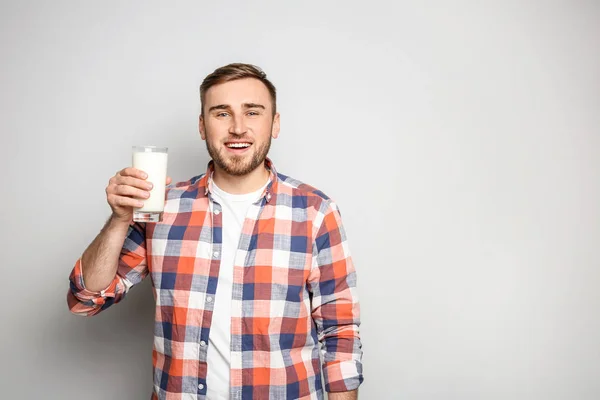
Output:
[132, 146, 168, 222]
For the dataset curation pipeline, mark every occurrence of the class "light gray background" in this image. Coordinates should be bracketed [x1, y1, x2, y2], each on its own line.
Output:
[1, 1, 598, 399]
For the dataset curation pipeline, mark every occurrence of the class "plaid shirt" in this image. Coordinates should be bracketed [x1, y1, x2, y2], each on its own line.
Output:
[67, 158, 363, 400]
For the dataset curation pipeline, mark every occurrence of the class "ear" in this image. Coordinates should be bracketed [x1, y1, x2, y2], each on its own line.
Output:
[271, 112, 280, 139]
[199, 114, 206, 140]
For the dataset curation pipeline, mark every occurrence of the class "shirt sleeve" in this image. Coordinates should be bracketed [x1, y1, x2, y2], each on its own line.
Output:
[67, 221, 149, 316]
[308, 200, 364, 393]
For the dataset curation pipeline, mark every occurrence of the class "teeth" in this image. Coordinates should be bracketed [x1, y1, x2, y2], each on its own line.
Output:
[226, 143, 251, 148]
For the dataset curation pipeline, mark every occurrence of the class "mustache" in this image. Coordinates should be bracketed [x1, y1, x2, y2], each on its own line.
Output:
[223, 136, 253, 143]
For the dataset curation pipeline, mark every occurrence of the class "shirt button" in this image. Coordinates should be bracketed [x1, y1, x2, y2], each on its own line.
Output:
[206, 296, 213, 303]
[214, 209, 220, 215]
[213, 251, 219, 258]
[198, 383, 204, 390]
[200, 340, 206, 347]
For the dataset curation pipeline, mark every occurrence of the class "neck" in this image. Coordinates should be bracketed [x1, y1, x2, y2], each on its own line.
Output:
[212, 163, 270, 194]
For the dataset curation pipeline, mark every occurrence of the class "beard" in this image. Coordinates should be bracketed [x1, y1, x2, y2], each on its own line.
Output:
[205, 131, 272, 176]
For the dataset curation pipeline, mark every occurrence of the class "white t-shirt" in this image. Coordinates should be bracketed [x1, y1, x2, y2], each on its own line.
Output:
[206, 179, 268, 400]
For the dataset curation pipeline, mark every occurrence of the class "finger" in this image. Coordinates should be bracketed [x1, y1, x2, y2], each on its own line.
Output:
[118, 196, 145, 208]
[108, 194, 144, 208]
[115, 175, 153, 190]
[114, 184, 151, 199]
[120, 167, 148, 180]
[166, 176, 172, 185]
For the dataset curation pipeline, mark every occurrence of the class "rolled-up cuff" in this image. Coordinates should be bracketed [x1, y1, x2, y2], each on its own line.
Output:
[69, 258, 118, 303]
[323, 360, 364, 392]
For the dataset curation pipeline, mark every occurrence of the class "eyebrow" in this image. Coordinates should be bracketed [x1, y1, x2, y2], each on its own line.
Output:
[208, 103, 266, 113]
[243, 103, 265, 110]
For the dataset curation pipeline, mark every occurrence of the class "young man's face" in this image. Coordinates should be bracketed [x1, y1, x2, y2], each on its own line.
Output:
[199, 78, 280, 176]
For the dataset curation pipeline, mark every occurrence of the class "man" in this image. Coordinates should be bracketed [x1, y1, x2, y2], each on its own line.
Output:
[67, 63, 363, 400]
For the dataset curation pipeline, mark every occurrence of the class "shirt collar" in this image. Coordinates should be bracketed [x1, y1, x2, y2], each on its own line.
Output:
[200, 157, 278, 203]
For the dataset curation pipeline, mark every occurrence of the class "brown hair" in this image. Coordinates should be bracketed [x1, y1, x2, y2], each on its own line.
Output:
[199, 63, 277, 116]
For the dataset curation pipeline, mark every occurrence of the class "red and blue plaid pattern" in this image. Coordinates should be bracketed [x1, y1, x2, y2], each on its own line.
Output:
[67, 158, 363, 399]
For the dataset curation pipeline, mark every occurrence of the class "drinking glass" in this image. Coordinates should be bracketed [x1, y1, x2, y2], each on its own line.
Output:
[132, 146, 168, 222]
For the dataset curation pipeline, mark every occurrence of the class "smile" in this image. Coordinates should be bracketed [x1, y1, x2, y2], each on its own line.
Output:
[225, 142, 252, 148]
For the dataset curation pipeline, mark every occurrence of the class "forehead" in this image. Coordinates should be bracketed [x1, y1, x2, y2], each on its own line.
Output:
[204, 78, 271, 109]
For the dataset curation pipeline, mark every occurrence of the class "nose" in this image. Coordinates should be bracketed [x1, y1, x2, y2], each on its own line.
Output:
[229, 114, 247, 135]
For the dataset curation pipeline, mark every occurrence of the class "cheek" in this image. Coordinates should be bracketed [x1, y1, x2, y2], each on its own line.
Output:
[250, 120, 274, 135]
[204, 122, 228, 139]
[204, 133, 221, 148]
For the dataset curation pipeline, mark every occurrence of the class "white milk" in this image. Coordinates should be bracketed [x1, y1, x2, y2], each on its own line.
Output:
[132, 150, 168, 212]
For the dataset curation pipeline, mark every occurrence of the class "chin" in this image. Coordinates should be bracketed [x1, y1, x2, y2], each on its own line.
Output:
[222, 158, 256, 176]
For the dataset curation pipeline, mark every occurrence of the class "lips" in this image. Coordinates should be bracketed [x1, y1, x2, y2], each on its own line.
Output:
[225, 141, 252, 149]
[224, 141, 252, 153]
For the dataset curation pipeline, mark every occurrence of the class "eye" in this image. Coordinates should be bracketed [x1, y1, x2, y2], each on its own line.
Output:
[247, 111, 259, 116]
[216, 112, 229, 117]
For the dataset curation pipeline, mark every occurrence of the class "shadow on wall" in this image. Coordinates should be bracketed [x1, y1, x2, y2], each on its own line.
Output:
[52, 279, 156, 392]
[64, 279, 156, 347]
